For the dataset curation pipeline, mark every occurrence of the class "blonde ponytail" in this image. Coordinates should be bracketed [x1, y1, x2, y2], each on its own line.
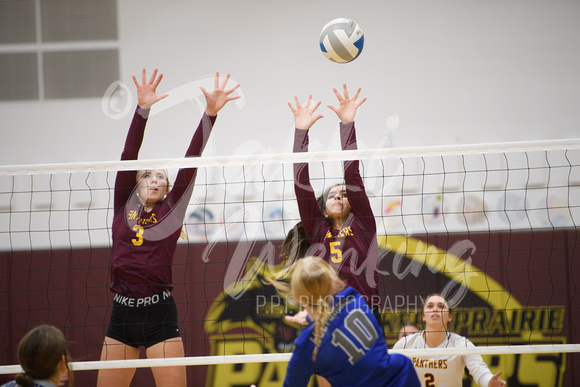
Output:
[312, 296, 333, 361]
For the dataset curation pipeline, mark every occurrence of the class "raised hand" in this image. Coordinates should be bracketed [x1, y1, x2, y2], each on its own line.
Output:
[327, 84, 366, 124]
[200, 72, 240, 116]
[132, 68, 169, 109]
[288, 95, 324, 130]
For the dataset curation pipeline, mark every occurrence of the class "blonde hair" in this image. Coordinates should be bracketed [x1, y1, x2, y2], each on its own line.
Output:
[269, 256, 345, 361]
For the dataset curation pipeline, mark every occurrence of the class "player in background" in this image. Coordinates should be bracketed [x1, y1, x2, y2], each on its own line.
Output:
[1, 325, 74, 387]
[271, 256, 419, 387]
[97, 69, 239, 387]
[397, 322, 420, 341]
[393, 294, 506, 387]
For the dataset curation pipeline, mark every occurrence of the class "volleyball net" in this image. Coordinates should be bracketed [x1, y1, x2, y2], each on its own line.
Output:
[1, 139, 579, 386]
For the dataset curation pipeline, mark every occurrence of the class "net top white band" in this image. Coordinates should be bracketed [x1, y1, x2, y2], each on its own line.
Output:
[1, 138, 579, 176]
[0, 344, 579, 374]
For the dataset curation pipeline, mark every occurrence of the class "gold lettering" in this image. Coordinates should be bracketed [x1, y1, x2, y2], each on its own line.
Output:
[386, 307, 565, 338]
[488, 310, 508, 335]
[548, 308, 565, 332]
[450, 310, 473, 333]
[471, 310, 489, 333]
[138, 213, 158, 225]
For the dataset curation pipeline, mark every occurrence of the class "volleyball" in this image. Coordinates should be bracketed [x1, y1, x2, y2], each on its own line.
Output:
[319, 18, 364, 63]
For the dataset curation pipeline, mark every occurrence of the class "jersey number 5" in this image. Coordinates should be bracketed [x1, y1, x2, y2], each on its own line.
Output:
[330, 241, 343, 263]
[330, 309, 378, 364]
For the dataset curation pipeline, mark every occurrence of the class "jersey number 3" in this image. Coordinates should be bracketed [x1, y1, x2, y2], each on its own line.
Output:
[132, 225, 144, 246]
[330, 309, 378, 364]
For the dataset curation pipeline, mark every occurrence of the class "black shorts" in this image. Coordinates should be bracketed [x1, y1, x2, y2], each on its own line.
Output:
[105, 290, 181, 348]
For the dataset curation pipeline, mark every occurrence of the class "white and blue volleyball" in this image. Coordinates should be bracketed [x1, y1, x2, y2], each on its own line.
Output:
[319, 18, 364, 63]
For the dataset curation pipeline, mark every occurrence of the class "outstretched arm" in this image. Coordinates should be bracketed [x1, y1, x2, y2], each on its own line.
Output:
[331, 85, 375, 234]
[464, 341, 505, 387]
[123, 68, 169, 161]
[290, 95, 326, 242]
[285, 310, 309, 326]
[115, 68, 168, 210]
[167, 73, 240, 207]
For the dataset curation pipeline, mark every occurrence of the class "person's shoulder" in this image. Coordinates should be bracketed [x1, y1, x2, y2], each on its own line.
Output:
[0, 380, 56, 387]
[335, 287, 368, 310]
[336, 286, 358, 298]
[448, 332, 475, 347]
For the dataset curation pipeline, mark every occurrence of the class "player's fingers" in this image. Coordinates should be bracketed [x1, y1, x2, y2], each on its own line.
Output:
[294, 96, 302, 109]
[332, 88, 342, 101]
[152, 73, 164, 88]
[141, 68, 147, 85]
[312, 100, 321, 111]
[358, 97, 367, 106]
[312, 115, 324, 125]
[132, 75, 139, 88]
[153, 93, 169, 103]
[149, 68, 158, 85]
[288, 102, 296, 113]
[342, 83, 349, 99]
[226, 83, 240, 95]
[352, 87, 362, 101]
[214, 72, 220, 90]
[220, 73, 232, 89]
[199, 86, 208, 97]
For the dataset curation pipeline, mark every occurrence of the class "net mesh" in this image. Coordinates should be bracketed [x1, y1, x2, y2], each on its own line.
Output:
[1, 140, 579, 386]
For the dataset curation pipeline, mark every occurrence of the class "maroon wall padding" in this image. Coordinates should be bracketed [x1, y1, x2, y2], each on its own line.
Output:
[1, 228, 579, 386]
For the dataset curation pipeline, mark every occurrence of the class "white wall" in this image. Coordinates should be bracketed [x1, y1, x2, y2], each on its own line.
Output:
[1, 0, 579, 166]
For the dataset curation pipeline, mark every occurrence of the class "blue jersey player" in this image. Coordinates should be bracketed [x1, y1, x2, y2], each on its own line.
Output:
[272, 256, 419, 387]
